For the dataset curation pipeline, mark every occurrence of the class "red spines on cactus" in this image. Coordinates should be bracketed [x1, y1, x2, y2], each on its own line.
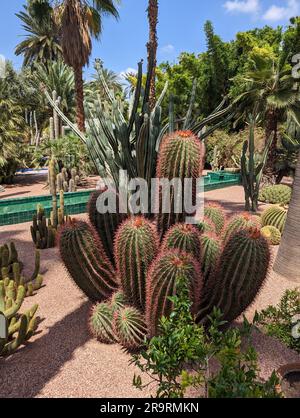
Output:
[146, 249, 203, 338]
[58, 220, 118, 302]
[222, 212, 262, 243]
[114, 216, 159, 312]
[161, 223, 202, 262]
[156, 130, 204, 240]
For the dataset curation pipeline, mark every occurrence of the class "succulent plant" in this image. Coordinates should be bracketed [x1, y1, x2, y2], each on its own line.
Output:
[31, 205, 56, 250]
[58, 220, 118, 302]
[113, 306, 147, 351]
[200, 232, 222, 283]
[115, 217, 159, 311]
[88, 189, 127, 264]
[161, 223, 202, 261]
[261, 205, 287, 234]
[222, 213, 261, 243]
[89, 302, 116, 344]
[109, 291, 127, 313]
[261, 226, 281, 246]
[204, 203, 226, 235]
[0, 242, 19, 279]
[156, 130, 204, 239]
[0, 280, 38, 357]
[198, 228, 270, 324]
[259, 185, 292, 205]
[146, 250, 203, 338]
[196, 217, 216, 234]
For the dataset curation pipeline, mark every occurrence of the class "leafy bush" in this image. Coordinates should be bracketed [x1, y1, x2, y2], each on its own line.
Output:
[254, 289, 300, 354]
[132, 277, 282, 399]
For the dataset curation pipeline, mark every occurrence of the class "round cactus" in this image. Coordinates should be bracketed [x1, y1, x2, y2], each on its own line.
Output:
[156, 130, 204, 239]
[198, 228, 271, 325]
[197, 217, 216, 234]
[223, 213, 261, 243]
[261, 226, 281, 246]
[259, 185, 292, 205]
[58, 220, 118, 302]
[204, 203, 226, 235]
[261, 205, 287, 234]
[88, 189, 127, 264]
[146, 250, 203, 338]
[200, 232, 222, 283]
[161, 223, 202, 261]
[110, 291, 127, 313]
[113, 307, 147, 351]
[115, 217, 159, 312]
[89, 303, 116, 344]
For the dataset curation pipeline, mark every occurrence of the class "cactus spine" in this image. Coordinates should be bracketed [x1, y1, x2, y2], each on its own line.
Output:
[88, 189, 127, 263]
[146, 250, 202, 337]
[58, 220, 118, 302]
[161, 223, 201, 261]
[261, 206, 287, 234]
[115, 217, 159, 311]
[198, 228, 270, 324]
[113, 307, 147, 351]
[156, 131, 203, 239]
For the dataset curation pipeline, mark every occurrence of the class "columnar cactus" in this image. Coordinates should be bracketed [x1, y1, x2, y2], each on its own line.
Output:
[58, 220, 118, 302]
[115, 217, 159, 311]
[113, 306, 147, 351]
[161, 223, 202, 261]
[204, 203, 226, 235]
[261, 206, 287, 234]
[198, 228, 271, 324]
[89, 303, 116, 344]
[31, 205, 57, 249]
[261, 226, 281, 246]
[156, 131, 204, 239]
[146, 250, 203, 337]
[200, 232, 222, 283]
[259, 185, 292, 205]
[88, 189, 127, 263]
[0, 242, 19, 279]
[223, 213, 261, 243]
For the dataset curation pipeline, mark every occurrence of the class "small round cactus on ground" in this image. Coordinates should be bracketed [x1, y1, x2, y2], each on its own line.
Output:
[261, 226, 281, 246]
[223, 213, 262, 243]
[109, 291, 127, 313]
[161, 223, 202, 261]
[113, 306, 147, 351]
[204, 203, 226, 235]
[261, 205, 287, 234]
[89, 303, 116, 344]
[259, 185, 292, 205]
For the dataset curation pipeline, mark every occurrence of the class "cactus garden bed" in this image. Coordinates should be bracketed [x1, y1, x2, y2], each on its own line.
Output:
[0, 185, 299, 399]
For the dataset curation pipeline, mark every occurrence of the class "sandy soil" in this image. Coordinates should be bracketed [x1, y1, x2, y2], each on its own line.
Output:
[0, 185, 299, 398]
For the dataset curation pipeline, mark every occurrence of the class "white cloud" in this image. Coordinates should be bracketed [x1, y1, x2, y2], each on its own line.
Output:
[223, 0, 260, 13]
[263, 0, 299, 21]
[159, 44, 175, 55]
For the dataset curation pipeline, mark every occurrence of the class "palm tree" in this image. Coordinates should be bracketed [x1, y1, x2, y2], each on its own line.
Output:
[147, 0, 158, 110]
[57, 0, 120, 131]
[233, 51, 299, 172]
[15, 2, 62, 67]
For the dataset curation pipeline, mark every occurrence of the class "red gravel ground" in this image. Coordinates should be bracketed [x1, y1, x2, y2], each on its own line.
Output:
[0, 184, 299, 398]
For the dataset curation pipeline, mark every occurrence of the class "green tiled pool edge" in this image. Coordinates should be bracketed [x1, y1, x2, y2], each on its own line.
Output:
[0, 173, 241, 227]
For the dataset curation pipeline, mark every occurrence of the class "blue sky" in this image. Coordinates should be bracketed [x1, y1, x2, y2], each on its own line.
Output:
[0, 0, 299, 78]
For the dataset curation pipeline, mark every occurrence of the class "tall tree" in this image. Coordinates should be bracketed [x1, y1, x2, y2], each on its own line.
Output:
[147, 0, 158, 110]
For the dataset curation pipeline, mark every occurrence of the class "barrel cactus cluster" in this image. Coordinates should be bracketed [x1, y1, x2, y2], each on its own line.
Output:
[58, 130, 272, 351]
[259, 185, 292, 205]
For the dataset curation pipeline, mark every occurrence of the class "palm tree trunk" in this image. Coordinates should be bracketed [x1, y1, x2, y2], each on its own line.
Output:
[74, 65, 85, 132]
[273, 151, 300, 282]
[147, 0, 158, 111]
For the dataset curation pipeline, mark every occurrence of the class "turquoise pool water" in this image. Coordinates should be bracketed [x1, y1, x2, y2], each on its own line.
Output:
[0, 172, 241, 226]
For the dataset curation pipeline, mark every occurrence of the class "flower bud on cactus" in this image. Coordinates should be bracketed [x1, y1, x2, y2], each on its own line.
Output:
[113, 306, 147, 351]
[89, 302, 116, 344]
[261, 226, 281, 246]
[200, 232, 222, 283]
[261, 205, 287, 234]
[115, 217, 159, 311]
[146, 250, 203, 337]
[156, 131, 203, 239]
[161, 223, 202, 261]
[58, 220, 118, 302]
[223, 213, 261, 243]
[198, 228, 270, 324]
[204, 203, 226, 235]
[88, 189, 127, 263]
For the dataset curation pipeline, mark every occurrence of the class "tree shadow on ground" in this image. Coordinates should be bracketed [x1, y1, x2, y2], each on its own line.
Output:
[0, 302, 91, 398]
